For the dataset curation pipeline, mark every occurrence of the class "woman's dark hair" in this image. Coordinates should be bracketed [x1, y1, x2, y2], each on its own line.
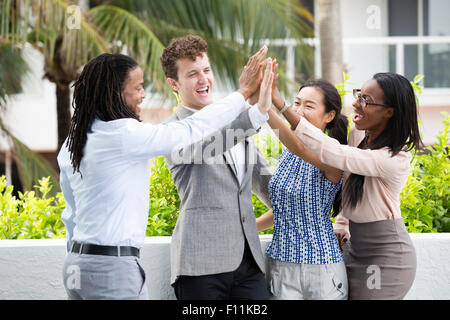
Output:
[66, 53, 140, 174]
[299, 79, 349, 217]
[344, 72, 424, 209]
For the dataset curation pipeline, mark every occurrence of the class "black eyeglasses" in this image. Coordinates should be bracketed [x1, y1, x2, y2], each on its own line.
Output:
[353, 89, 389, 108]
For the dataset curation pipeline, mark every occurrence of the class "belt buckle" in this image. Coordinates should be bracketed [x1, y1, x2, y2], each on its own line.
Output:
[75, 242, 83, 254]
[70, 241, 83, 254]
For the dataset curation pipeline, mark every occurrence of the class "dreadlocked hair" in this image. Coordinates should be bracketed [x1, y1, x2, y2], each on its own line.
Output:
[66, 53, 140, 174]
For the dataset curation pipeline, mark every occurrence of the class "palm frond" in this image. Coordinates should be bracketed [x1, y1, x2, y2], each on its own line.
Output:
[88, 5, 168, 95]
[125, 0, 314, 96]
[0, 41, 29, 108]
[1, 0, 110, 73]
[0, 120, 60, 195]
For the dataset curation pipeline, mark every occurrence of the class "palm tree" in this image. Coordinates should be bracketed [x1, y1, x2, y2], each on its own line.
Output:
[0, 42, 27, 107]
[1, 0, 112, 192]
[0, 0, 313, 192]
[0, 41, 61, 193]
[116, 0, 314, 91]
[316, 0, 344, 85]
[0, 42, 26, 184]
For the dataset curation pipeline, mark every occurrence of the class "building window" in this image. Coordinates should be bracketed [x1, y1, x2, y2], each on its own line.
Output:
[389, 0, 450, 88]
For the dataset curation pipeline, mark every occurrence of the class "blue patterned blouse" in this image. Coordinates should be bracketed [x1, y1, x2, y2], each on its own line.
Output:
[266, 149, 344, 264]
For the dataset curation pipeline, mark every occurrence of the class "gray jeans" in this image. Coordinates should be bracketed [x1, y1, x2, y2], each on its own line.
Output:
[268, 259, 348, 300]
[62, 252, 148, 300]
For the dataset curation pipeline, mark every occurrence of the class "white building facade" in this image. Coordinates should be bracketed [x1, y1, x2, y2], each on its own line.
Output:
[335, 0, 450, 145]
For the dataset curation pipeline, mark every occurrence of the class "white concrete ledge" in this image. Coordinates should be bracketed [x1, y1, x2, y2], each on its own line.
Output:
[0, 234, 449, 300]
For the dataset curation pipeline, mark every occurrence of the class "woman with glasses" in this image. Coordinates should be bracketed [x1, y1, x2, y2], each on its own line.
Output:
[256, 63, 349, 299]
[263, 70, 422, 300]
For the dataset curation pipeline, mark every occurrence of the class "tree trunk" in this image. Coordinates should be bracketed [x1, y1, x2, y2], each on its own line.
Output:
[56, 82, 72, 153]
[43, 37, 78, 154]
[317, 0, 344, 85]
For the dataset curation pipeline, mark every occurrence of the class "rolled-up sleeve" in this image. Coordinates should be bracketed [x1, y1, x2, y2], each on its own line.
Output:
[248, 104, 269, 129]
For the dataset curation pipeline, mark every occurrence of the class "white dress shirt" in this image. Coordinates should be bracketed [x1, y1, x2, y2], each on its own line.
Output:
[228, 140, 247, 185]
[183, 104, 268, 185]
[58, 92, 266, 251]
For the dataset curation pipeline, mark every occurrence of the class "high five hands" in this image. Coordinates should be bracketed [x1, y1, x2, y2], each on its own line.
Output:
[238, 45, 269, 100]
[257, 58, 275, 114]
[246, 55, 284, 115]
[239, 48, 286, 115]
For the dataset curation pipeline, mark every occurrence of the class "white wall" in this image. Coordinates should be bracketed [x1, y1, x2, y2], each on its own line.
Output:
[340, 0, 390, 86]
[1, 45, 58, 151]
[320, 0, 450, 145]
[0, 234, 449, 300]
[314, 0, 390, 85]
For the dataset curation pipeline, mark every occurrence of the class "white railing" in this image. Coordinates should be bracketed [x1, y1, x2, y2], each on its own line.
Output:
[268, 36, 450, 88]
[341, 36, 450, 78]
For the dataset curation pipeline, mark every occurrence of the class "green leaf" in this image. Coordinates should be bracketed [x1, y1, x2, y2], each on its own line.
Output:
[413, 74, 424, 84]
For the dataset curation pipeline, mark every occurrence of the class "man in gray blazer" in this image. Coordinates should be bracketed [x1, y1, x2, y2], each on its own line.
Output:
[161, 35, 273, 299]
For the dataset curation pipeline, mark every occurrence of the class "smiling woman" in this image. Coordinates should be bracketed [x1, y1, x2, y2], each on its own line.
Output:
[350, 80, 394, 145]
[256, 77, 350, 300]
[265, 71, 423, 300]
[344, 73, 423, 209]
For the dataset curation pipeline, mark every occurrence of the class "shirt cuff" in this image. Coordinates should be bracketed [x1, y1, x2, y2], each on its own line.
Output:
[293, 116, 332, 158]
[293, 116, 307, 138]
[232, 91, 247, 108]
[248, 104, 269, 129]
[294, 116, 323, 141]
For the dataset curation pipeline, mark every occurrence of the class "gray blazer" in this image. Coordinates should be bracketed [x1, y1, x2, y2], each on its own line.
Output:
[165, 105, 272, 285]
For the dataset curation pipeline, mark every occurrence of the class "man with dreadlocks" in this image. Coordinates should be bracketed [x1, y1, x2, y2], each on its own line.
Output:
[58, 47, 268, 300]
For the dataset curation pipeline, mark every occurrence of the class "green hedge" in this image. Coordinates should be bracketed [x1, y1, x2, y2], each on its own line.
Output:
[0, 113, 449, 239]
[400, 112, 450, 232]
[0, 176, 66, 239]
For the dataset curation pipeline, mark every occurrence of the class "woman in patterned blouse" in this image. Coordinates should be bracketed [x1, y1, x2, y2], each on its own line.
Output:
[256, 73, 349, 299]
[261, 66, 422, 300]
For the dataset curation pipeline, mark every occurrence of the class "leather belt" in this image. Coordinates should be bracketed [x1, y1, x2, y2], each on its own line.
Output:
[70, 241, 140, 258]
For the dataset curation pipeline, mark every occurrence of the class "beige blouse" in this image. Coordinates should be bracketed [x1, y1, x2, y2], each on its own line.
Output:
[293, 117, 411, 231]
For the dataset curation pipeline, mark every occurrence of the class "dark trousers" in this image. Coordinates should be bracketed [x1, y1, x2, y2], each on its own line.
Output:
[174, 240, 269, 300]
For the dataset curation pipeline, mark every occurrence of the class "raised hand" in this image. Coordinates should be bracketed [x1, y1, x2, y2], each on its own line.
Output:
[248, 57, 271, 105]
[257, 58, 274, 114]
[270, 59, 285, 110]
[238, 45, 268, 100]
